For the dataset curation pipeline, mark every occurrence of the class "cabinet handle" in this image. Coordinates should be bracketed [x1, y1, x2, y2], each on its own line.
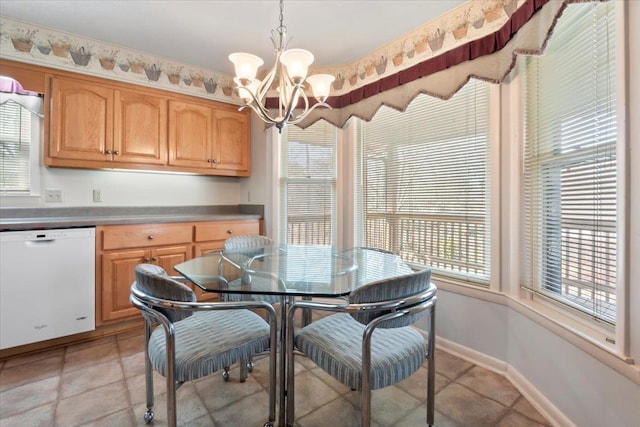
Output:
[105, 149, 112, 155]
[144, 257, 150, 262]
[212, 159, 218, 164]
[148, 235, 155, 240]
[227, 229, 233, 234]
[114, 150, 120, 155]
[151, 256, 158, 262]
[207, 159, 212, 163]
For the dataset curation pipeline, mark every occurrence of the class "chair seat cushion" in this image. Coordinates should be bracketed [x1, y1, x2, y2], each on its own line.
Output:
[225, 277, 281, 304]
[295, 313, 426, 390]
[148, 309, 270, 382]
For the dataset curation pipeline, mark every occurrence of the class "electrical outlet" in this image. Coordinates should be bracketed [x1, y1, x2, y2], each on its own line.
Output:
[45, 189, 63, 202]
[93, 189, 103, 202]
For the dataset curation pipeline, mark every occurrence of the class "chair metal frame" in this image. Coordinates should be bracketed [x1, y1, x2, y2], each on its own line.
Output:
[130, 279, 278, 427]
[285, 282, 437, 427]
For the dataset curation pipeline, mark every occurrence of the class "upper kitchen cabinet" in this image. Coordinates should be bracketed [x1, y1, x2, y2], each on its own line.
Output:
[168, 99, 250, 176]
[48, 76, 167, 166]
[49, 77, 114, 162]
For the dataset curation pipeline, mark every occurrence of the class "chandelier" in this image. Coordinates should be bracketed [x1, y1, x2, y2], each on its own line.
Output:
[229, 0, 335, 132]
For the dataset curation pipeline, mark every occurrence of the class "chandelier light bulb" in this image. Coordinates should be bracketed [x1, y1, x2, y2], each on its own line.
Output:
[280, 49, 314, 83]
[306, 74, 336, 102]
[228, 53, 264, 81]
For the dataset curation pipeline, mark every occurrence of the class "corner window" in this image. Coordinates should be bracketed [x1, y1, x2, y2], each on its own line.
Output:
[520, 2, 617, 324]
[280, 121, 337, 245]
[356, 79, 491, 284]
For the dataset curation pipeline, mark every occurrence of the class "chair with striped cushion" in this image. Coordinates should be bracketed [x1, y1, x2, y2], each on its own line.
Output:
[286, 268, 437, 427]
[130, 263, 277, 427]
[222, 234, 280, 304]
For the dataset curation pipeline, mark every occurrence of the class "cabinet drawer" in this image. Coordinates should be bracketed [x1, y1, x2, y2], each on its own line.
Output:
[194, 221, 260, 243]
[102, 224, 193, 250]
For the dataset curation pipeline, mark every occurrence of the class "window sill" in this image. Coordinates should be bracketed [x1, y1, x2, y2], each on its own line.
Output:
[433, 278, 640, 385]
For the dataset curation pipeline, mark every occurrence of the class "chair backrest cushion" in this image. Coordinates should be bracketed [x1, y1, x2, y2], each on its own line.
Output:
[223, 235, 273, 253]
[348, 268, 432, 328]
[134, 264, 196, 322]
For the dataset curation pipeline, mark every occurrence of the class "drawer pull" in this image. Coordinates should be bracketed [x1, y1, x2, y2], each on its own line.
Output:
[114, 150, 120, 155]
[227, 229, 233, 234]
[151, 256, 158, 262]
[144, 257, 150, 262]
[212, 159, 218, 164]
[105, 149, 112, 155]
[148, 235, 155, 240]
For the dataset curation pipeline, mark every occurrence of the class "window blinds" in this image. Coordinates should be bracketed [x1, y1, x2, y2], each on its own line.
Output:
[521, 2, 617, 323]
[280, 121, 337, 245]
[358, 79, 490, 283]
[0, 100, 32, 193]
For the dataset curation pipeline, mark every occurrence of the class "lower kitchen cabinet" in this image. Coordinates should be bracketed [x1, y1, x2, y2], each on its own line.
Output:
[96, 219, 261, 324]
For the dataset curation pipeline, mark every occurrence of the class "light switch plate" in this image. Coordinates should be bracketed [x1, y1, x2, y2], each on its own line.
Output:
[45, 189, 63, 202]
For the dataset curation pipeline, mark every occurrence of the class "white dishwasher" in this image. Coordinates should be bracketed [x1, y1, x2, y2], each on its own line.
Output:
[0, 227, 96, 350]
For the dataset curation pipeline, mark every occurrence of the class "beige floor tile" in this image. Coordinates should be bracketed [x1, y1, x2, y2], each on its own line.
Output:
[0, 402, 55, 427]
[296, 396, 370, 427]
[395, 406, 460, 427]
[121, 351, 146, 378]
[291, 370, 341, 419]
[370, 386, 422, 426]
[395, 365, 450, 401]
[126, 371, 168, 406]
[1, 347, 64, 369]
[208, 389, 275, 427]
[195, 371, 264, 412]
[0, 354, 63, 391]
[309, 366, 352, 395]
[55, 380, 129, 426]
[456, 365, 521, 406]
[117, 332, 146, 357]
[434, 349, 474, 380]
[513, 396, 549, 425]
[66, 336, 116, 354]
[0, 376, 59, 419]
[63, 342, 120, 373]
[60, 358, 124, 398]
[78, 408, 135, 427]
[435, 382, 509, 427]
[496, 410, 549, 427]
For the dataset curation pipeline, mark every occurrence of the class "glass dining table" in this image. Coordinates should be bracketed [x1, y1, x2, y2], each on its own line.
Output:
[174, 244, 413, 426]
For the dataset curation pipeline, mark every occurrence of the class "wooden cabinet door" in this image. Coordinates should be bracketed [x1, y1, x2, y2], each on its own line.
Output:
[168, 100, 213, 168]
[50, 77, 114, 161]
[213, 109, 250, 173]
[114, 90, 167, 165]
[152, 245, 190, 275]
[101, 249, 146, 322]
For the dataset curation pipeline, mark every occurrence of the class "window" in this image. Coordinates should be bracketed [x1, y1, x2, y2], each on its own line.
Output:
[279, 121, 337, 245]
[357, 79, 491, 284]
[520, 2, 617, 324]
[0, 78, 42, 196]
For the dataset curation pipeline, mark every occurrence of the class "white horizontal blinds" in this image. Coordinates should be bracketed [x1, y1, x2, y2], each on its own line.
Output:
[360, 79, 490, 283]
[0, 100, 31, 193]
[280, 121, 337, 245]
[521, 2, 617, 323]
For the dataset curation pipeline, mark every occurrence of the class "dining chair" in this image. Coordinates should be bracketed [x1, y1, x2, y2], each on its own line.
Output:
[130, 263, 277, 427]
[285, 268, 437, 427]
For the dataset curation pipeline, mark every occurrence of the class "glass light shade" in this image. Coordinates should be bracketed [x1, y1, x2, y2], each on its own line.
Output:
[234, 78, 259, 103]
[280, 49, 314, 81]
[306, 74, 335, 101]
[229, 52, 264, 81]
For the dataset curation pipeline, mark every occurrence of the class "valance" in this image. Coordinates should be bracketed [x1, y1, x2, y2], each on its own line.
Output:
[294, 0, 575, 129]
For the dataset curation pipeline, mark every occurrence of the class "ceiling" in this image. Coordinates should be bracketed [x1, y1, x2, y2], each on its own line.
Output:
[1, 0, 468, 75]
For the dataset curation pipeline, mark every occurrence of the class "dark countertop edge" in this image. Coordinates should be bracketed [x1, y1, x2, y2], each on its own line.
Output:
[0, 205, 264, 231]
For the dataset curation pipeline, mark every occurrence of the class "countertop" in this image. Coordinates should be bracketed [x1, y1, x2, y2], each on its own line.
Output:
[0, 205, 263, 231]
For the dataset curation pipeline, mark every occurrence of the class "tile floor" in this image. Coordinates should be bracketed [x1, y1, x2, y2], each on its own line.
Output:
[0, 328, 551, 427]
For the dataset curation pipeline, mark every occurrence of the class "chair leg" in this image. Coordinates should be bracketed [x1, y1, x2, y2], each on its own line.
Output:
[426, 304, 436, 427]
[361, 332, 373, 427]
[165, 328, 178, 427]
[143, 321, 155, 424]
[239, 357, 249, 382]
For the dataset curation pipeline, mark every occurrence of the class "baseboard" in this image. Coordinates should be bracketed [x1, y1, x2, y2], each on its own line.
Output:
[434, 335, 575, 427]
